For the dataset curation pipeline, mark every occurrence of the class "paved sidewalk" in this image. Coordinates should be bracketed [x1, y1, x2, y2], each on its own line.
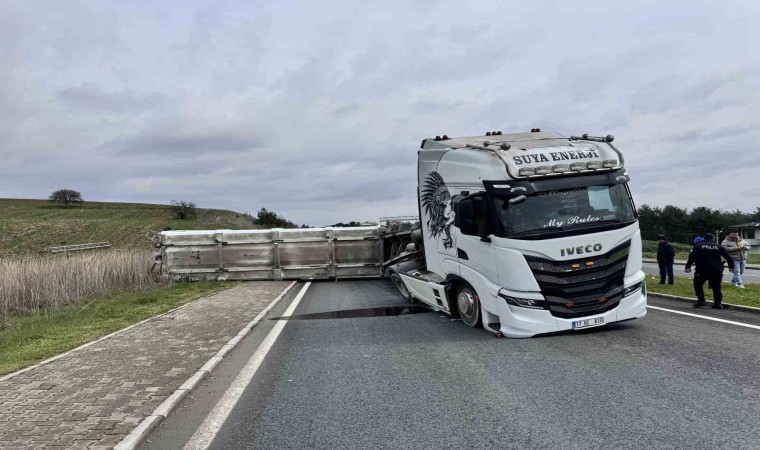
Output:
[0, 281, 291, 449]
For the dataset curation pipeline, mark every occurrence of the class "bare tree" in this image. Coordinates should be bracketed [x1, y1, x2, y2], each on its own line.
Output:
[48, 189, 83, 207]
[171, 200, 197, 219]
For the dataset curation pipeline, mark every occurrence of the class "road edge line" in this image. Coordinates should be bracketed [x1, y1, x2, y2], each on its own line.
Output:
[113, 280, 298, 450]
[647, 305, 760, 330]
[648, 292, 760, 315]
[183, 281, 312, 450]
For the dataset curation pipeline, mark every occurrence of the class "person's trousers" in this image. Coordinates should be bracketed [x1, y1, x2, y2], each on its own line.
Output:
[658, 262, 674, 284]
[694, 271, 723, 304]
[731, 260, 746, 285]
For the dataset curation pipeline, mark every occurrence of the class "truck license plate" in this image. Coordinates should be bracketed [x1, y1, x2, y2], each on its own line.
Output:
[572, 317, 605, 329]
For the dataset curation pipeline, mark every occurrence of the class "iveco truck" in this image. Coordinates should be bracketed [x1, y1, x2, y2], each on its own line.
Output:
[387, 129, 647, 338]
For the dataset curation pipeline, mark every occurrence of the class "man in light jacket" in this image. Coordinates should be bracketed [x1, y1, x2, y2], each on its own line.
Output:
[722, 231, 750, 288]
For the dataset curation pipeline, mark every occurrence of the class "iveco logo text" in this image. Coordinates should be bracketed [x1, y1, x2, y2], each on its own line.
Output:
[561, 244, 603, 257]
[510, 187, 527, 192]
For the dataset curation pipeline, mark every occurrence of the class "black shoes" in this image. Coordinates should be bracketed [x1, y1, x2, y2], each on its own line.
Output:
[712, 304, 725, 309]
[693, 302, 707, 308]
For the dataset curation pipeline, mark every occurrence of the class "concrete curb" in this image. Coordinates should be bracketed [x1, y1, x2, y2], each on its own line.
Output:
[114, 280, 298, 450]
[648, 292, 760, 315]
[0, 287, 230, 384]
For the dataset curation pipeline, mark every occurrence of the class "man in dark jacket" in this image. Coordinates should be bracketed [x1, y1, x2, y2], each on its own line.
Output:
[685, 233, 734, 309]
[656, 234, 676, 285]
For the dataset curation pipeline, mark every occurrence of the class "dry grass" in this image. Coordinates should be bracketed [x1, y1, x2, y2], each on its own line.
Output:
[0, 249, 166, 320]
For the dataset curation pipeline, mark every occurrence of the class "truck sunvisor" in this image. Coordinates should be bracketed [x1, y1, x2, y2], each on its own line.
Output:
[484, 169, 629, 195]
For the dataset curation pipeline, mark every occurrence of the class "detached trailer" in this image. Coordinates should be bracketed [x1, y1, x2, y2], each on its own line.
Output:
[158, 224, 418, 281]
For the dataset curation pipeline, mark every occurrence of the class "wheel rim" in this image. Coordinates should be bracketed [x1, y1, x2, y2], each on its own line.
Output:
[457, 288, 478, 325]
[391, 274, 410, 299]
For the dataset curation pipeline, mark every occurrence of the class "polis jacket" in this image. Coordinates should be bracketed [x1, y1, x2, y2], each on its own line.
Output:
[685, 241, 734, 274]
[721, 236, 750, 261]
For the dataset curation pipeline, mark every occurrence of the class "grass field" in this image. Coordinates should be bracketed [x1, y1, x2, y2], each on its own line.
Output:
[0, 281, 234, 376]
[0, 198, 257, 255]
[646, 276, 760, 308]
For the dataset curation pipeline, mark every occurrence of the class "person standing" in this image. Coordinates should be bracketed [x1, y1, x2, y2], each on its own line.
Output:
[685, 233, 734, 309]
[656, 234, 676, 285]
[722, 231, 750, 288]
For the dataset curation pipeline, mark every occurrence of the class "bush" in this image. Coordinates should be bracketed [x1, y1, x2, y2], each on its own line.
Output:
[171, 200, 197, 219]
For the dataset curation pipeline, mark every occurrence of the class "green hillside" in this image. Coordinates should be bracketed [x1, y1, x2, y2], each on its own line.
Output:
[0, 199, 257, 255]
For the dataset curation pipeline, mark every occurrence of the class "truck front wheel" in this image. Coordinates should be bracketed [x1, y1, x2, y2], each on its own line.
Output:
[456, 285, 482, 328]
[390, 272, 413, 302]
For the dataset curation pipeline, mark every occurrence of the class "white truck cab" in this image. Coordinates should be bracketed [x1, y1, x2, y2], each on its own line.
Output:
[389, 129, 647, 337]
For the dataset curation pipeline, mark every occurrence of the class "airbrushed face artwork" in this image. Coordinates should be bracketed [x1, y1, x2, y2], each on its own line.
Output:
[421, 171, 455, 249]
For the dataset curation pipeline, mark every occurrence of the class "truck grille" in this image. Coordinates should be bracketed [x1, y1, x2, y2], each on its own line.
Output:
[524, 241, 630, 319]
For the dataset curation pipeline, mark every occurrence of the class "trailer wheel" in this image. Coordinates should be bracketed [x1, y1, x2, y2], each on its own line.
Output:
[456, 284, 482, 328]
[390, 272, 413, 302]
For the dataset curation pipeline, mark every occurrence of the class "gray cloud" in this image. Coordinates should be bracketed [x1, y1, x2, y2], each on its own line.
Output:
[105, 136, 263, 156]
[58, 84, 165, 112]
[1, 0, 759, 226]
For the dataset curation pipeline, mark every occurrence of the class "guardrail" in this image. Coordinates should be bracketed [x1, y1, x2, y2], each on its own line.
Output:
[49, 242, 112, 253]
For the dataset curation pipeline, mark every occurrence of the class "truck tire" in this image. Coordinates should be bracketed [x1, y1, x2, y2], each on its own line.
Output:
[390, 272, 413, 302]
[456, 284, 482, 328]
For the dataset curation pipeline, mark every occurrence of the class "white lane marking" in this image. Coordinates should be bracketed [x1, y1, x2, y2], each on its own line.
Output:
[184, 282, 311, 450]
[647, 305, 760, 331]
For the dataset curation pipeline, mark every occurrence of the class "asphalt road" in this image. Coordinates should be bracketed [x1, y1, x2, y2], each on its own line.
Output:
[142, 280, 760, 450]
[642, 261, 760, 284]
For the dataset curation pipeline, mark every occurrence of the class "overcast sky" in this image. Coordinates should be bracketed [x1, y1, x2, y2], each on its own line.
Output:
[1, 0, 758, 225]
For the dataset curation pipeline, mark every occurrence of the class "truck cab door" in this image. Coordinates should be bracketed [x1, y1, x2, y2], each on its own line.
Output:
[455, 194, 498, 284]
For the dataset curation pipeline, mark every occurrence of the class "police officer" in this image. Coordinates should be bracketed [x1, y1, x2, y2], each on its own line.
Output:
[684, 233, 734, 309]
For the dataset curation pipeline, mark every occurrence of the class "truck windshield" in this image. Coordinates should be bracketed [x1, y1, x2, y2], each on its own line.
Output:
[494, 184, 636, 238]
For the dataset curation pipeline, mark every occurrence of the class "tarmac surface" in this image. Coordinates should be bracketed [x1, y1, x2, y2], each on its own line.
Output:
[142, 280, 760, 450]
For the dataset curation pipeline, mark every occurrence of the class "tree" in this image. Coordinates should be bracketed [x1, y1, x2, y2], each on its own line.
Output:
[48, 189, 83, 207]
[171, 200, 197, 219]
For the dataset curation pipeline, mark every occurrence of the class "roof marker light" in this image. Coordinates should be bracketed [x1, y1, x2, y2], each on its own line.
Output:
[602, 159, 617, 168]
[500, 143, 511, 150]
[552, 164, 570, 173]
[483, 141, 491, 146]
[535, 165, 552, 175]
[435, 135, 441, 141]
[442, 135, 449, 140]
[519, 168, 535, 176]
[587, 161, 603, 169]
[570, 162, 586, 171]
[486, 132, 492, 136]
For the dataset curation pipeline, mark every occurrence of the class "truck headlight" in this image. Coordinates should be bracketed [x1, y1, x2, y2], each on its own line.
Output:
[498, 292, 548, 310]
[624, 281, 644, 297]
